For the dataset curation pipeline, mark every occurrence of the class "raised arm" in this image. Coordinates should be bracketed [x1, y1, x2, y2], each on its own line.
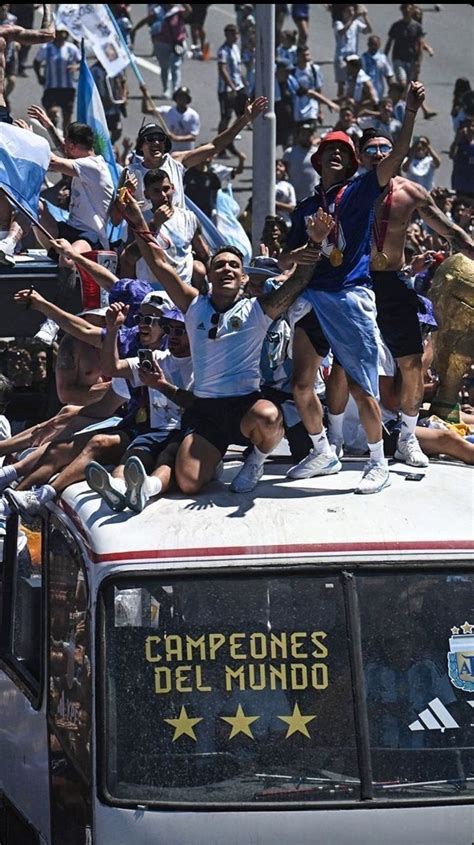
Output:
[101, 303, 133, 379]
[1, 4, 54, 44]
[416, 189, 474, 259]
[14, 289, 103, 348]
[176, 97, 268, 168]
[262, 209, 334, 320]
[117, 192, 198, 312]
[27, 104, 65, 151]
[51, 238, 119, 291]
[376, 81, 425, 187]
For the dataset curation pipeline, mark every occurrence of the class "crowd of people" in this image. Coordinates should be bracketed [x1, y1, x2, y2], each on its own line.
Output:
[0, 3, 472, 522]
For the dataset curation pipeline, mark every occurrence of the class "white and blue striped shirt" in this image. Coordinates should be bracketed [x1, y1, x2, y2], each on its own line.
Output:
[35, 42, 81, 90]
[186, 295, 272, 398]
[217, 43, 244, 93]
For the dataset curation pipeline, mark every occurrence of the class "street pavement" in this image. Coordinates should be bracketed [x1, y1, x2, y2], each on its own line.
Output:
[9, 4, 474, 212]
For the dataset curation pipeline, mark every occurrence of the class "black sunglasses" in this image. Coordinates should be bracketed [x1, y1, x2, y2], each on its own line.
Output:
[159, 320, 186, 337]
[133, 313, 162, 327]
[208, 312, 220, 340]
[143, 132, 167, 143]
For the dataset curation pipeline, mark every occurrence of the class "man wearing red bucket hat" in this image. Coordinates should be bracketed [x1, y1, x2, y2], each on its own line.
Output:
[279, 81, 425, 494]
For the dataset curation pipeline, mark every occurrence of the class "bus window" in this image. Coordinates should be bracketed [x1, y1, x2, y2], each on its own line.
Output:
[47, 517, 92, 845]
[358, 571, 474, 799]
[0, 512, 43, 691]
[100, 573, 358, 805]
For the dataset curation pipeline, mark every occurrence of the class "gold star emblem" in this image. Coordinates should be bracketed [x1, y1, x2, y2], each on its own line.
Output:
[278, 703, 316, 739]
[164, 706, 203, 742]
[461, 621, 474, 635]
[220, 704, 260, 740]
[451, 626, 460, 635]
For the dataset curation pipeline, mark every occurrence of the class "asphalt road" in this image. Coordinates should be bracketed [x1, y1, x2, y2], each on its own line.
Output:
[8, 4, 474, 212]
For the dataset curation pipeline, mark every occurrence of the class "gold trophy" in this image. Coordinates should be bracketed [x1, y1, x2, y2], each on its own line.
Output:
[429, 253, 474, 421]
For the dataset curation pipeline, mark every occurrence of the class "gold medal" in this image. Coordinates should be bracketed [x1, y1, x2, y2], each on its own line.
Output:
[372, 251, 389, 271]
[329, 247, 344, 267]
[135, 407, 148, 424]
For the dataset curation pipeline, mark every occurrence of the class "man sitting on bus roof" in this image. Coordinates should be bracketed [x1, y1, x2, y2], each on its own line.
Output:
[117, 191, 334, 495]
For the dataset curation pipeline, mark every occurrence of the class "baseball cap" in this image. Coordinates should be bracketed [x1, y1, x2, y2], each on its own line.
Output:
[173, 86, 192, 103]
[344, 53, 360, 63]
[310, 131, 359, 177]
[160, 304, 185, 323]
[78, 306, 108, 318]
[359, 128, 393, 152]
[141, 290, 174, 311]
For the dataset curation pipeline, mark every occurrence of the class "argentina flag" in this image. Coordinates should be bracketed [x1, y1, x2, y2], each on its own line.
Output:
[76, 50, 120, 191]
[0, 123, 50, 219]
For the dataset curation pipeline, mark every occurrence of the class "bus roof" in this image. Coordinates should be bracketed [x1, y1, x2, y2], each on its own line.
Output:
[58, 457, 473, 569]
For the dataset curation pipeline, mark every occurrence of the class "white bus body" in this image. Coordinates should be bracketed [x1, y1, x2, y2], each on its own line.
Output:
[0, 457, 473, 844]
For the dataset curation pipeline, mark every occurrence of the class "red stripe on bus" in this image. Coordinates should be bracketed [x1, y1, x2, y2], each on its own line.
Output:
[89, 540, 473, 564]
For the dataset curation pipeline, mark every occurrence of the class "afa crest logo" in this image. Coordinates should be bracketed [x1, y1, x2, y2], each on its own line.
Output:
[447, 622, 474, 692]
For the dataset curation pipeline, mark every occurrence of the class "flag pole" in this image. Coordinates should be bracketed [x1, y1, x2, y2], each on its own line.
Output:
[104, 5, 169, 133]
[0, 185, 55, 241]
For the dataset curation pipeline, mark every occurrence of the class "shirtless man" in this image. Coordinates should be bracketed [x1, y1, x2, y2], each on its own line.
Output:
[327, 128, 474, 467]
[0, 5, 54, 264]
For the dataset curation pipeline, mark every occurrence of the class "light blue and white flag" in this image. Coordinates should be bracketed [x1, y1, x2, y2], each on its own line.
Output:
[0, 123, 50, 219]
[77, 51, 120, 190]
[185, 195, 224, 253]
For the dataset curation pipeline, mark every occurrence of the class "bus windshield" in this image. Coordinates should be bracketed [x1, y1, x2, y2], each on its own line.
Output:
[100, 570, 474, 805]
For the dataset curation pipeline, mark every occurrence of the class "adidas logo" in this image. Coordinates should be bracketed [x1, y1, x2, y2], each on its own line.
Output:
[409, 697, 460, 733]
[197, 322, 205, 330]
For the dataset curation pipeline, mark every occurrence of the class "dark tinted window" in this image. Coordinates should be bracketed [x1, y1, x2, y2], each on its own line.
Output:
[102, 573, 359, 804]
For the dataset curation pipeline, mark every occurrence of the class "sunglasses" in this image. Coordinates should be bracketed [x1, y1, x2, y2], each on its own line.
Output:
[133, 313, 162, 327]
[159, 321, 186, 337]
[362, 144, 393, 156]
[143, 133, 167, 144]
[208, 312, 220, 340]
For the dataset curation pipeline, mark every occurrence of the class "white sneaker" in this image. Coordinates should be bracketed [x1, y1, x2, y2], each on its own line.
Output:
[85, 461, 127, 512]
[35, 318, 59, 345]
[123, 456, 148, 513]
[230, 455, 264, 493]
[0, 239, 15, 266]
[212, 460, 224, 481]
[4, 487, 43, 517]
[329, 440, 344, 459]
[394, 434, 429, 468]
[287, 449, 342, 480]
[355, 461, 391, 495]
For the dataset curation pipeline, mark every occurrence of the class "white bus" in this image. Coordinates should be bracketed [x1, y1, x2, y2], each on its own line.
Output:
[0, 456, 473, 844]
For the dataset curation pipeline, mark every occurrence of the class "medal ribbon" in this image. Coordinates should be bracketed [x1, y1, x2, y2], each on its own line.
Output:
[319, 184, 348, 249]
[373, 181, 393, 253]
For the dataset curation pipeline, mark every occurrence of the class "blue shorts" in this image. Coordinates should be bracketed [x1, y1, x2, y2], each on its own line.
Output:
[303, 286, 380, 398]
[127, 429, 182, 462]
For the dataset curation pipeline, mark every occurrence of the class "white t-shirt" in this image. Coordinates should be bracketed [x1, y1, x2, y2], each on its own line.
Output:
[128, 153, 186, 211]
[185, 295, 272, 398]
[158, 104, 201, 151]
[283, 143, 320, 201]
[405, 155, 437, 192]
[361, 50, 394, 102]
[68, 155, 114, 247]
[137, 206, 198, 285]
[334, 18, 366, 61]
[113, 349, 193, 437]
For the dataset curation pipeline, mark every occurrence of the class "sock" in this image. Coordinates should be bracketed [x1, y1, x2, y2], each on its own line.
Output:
[36, 483, 56, 503]
[111, 477, 126, 493]
[368, 440, 386, 465]
[328, 412, 344, 444]
[0, 465, 17, 484]
[400, 413, 418, 441]
[251, 445, 268, 466]
[144, 476, 163, 499]
[309, 429, 332, 456]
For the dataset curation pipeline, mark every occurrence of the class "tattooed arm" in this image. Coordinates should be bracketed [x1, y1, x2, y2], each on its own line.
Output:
[260, 209, 333, 320]
[417, 190, 474, 259]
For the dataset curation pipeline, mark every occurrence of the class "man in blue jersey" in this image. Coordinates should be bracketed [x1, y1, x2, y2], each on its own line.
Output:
[279, 81, 425, 494]
[118, 193, 335, 494]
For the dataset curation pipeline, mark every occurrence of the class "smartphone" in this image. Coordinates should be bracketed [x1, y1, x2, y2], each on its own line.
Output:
[138, 348, 154, 372]
[405, 473, 425, 481]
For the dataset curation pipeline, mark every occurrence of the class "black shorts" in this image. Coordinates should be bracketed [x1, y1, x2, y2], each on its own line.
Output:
[295, 309, 331, 358]
[48, 221, 102, 258]
[127, 429, 182, 462]
[181, 392, 260, 456]
[218, 89, 248, 122]
[42, 87, 76, 112]
[0, 106, 12, 124]
[372, 271, 423, 359]
[188, 4, 209, 25]
[262, 385, 312, 462]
